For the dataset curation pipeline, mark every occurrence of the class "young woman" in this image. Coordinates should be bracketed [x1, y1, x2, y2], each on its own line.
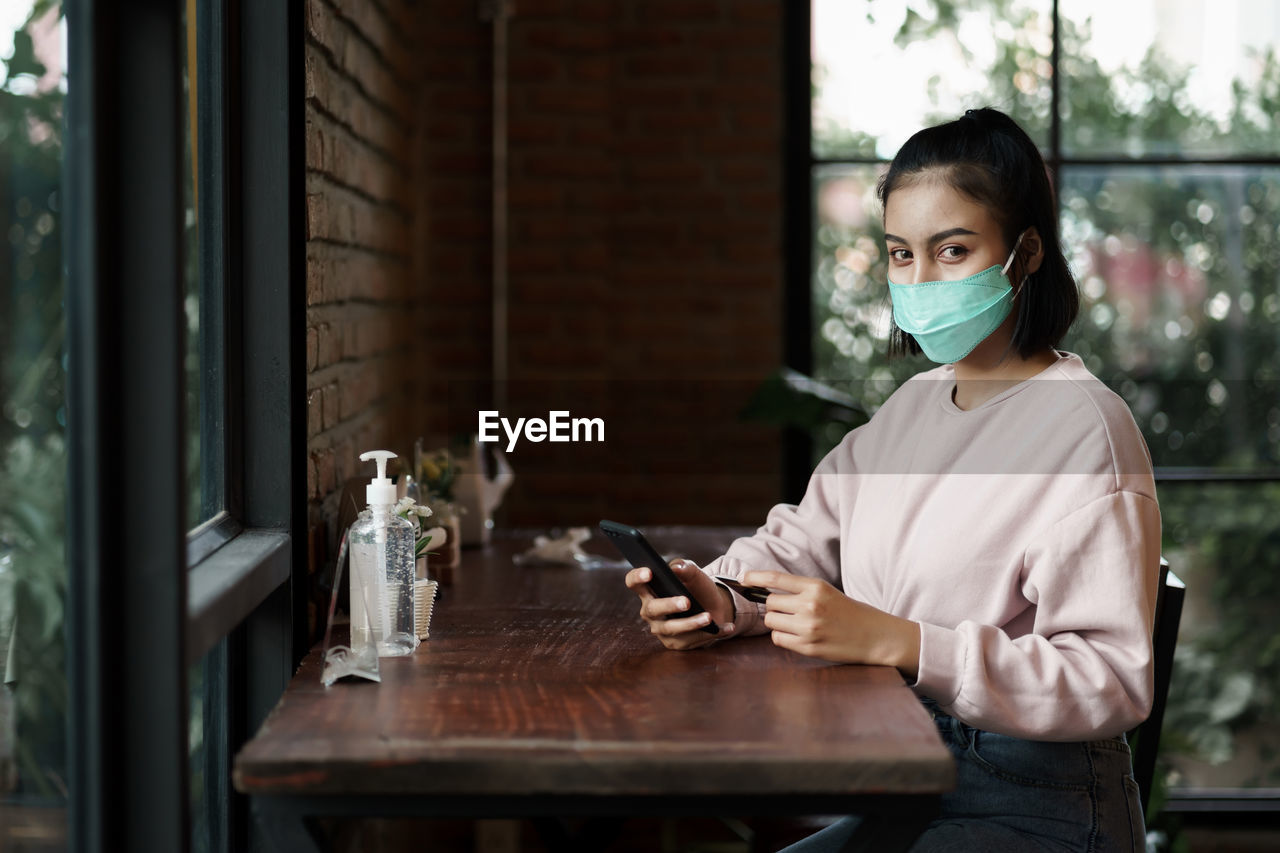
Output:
[624, 108, 1160, 852]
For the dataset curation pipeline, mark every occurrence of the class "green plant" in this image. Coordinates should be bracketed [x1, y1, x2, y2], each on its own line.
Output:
[414, 443, 459, 503]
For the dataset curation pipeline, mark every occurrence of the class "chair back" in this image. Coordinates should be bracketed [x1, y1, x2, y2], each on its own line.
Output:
[1129, 556, 1185, 816]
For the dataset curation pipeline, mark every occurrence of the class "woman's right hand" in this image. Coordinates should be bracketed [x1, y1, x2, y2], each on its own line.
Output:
[624, 559, 736, 650]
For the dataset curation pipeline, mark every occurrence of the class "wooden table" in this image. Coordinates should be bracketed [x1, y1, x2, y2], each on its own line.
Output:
[234, 528, 955, 852]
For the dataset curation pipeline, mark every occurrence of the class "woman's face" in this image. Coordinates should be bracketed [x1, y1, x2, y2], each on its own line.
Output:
[883, 177, 1011, 286]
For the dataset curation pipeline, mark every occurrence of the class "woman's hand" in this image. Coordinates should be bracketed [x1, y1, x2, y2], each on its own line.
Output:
[742, 570, 921, 677]
[625, 559, 736, 650]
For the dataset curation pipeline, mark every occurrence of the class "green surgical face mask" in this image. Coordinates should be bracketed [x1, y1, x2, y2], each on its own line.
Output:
[888, 231, 1027, 364]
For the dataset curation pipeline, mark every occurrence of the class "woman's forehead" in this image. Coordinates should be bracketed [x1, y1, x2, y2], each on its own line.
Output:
[883, 178, 999, 236]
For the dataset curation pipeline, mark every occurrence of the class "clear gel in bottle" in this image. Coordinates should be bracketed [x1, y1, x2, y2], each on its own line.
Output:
[349, 450, 418, 657]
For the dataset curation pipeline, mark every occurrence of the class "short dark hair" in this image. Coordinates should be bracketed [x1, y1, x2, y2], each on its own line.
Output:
[877, 108, 1078, 359]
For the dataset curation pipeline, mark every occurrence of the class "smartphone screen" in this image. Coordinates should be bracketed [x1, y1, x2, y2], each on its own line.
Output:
[599, 519, 718, 634]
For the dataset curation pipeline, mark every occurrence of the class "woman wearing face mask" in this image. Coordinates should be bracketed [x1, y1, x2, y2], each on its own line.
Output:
[623, 108, 1159, 852]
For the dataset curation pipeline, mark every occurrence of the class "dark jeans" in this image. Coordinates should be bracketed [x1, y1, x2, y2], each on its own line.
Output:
[779, 700, 1145, 852]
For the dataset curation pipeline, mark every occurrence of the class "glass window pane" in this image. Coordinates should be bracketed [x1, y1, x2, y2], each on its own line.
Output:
[811, 0, 1053, 159]
[1060, 0, 1280, 157]
[1158, 480, 1280, 789]
[189, 653, 210, 853]
[811, 164, 926, 460]
[1060, 165, 1280, 470]
[182, 0, 203, 530]
[813, 164, 893, 381]
[183, 0, 224, 532]
[0, 1, 68, 846]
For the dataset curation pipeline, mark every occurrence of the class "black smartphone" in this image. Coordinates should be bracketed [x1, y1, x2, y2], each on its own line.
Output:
[599, 519, 718, 634]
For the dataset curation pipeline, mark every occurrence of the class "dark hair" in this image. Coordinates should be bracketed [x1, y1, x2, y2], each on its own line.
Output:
[877, 107, 1078, 359]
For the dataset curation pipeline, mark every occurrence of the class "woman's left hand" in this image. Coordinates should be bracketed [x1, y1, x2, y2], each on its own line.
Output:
[741, 570, 921, 677]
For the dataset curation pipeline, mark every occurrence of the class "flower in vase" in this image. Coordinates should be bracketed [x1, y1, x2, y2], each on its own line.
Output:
[395, 497, 437, 557]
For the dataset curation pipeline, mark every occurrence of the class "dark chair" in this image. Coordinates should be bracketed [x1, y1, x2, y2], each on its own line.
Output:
[1128, 556, 1185, 817]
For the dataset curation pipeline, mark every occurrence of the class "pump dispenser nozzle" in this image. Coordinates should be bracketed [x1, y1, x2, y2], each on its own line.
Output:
[360, 450, 399, 507]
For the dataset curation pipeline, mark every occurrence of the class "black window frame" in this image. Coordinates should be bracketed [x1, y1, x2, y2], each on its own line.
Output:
[65, 1, 304, 851]
[787, 0, 1280, 821]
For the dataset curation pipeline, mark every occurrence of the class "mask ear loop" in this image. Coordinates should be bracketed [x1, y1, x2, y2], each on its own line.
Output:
[1003, 229, 1030, 297]
[997, 230, 1032, 366]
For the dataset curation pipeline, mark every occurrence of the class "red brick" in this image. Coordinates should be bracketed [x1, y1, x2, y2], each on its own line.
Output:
[565, 244, 609, 272]
[528, 86, 610, 114]
[427, 151, 489, 174]
[641, 0, 722, 22]
[509, 53, 564, 81]
[695, 132, 776, 156]
[728, 0, 779, 24]
[306, 56, 412, 159]
[523, 24, 612, 53]
[307, 325, 319, 371]
[506, 182, 564, 211]
[422, 25, 489, 50]
[322, 382, 340, 429]
[316, 322, 340, 367]
[426, 245, 488, 277]
[508, 116, 564, 145]
[307, 388, 323, 437]
[514, 0, 568, 16]
[615, 84, 694, 109]
[313, 448, 336, 495]
[716, 159, 774, 182]
[522, 152, 614, 180]
[624, 53, 715, 78]
[568, 56, 611, 82]
[420, 53, 490, 81]
[731, 106, 780, 133]
[430, 216, 491, 242]
[307, 183, 410, 253]
[693, 25, 776, 49]
[570, 0, 612, 22]
[613, 27, 687, 50]
[509, 246, 563, 275]
[733, 188, 781, 210]
[623, 159, 707, 183]
[633, 109, 720, 133]
[429, 88, 490, 112]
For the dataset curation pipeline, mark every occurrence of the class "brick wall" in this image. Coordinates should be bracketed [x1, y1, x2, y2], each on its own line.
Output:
[457, 0, 786, 528]
[304, 0, 431, 627]
[306, 0, 787, 611]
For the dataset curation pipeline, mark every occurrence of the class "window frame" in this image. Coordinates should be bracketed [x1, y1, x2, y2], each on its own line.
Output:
[65, 1, 303, 851]
[789, 0, 1280, 819]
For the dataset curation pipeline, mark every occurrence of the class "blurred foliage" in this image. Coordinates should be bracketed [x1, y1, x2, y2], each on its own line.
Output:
[1159, 482, 1280, 782]
[0, 0, 66, 800]
[809, 0, 1280, 822]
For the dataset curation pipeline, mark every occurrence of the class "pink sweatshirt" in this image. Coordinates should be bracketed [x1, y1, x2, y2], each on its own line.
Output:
[704, 352, 1162, 742]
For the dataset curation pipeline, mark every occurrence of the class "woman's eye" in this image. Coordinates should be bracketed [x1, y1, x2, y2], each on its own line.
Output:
[888, 248, 910, 262]
[940, 245, 968, 260]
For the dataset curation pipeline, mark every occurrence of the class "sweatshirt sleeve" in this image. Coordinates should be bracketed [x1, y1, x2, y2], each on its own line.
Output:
[701, 434, 854, 637]
[913, 490, 1162, 741]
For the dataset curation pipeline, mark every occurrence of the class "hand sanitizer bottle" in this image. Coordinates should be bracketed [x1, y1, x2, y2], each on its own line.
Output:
[350, 450, 418, 656]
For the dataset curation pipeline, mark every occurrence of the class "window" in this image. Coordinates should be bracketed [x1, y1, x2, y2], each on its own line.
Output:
[64, 1, 303, 851]
[0, 2, 69, 846]
[800, 0, 1280, 825]
[182, 0, 226, 534]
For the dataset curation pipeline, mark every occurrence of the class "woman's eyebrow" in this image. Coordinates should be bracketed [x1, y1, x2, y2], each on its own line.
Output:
[884, 227, 979, 246]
